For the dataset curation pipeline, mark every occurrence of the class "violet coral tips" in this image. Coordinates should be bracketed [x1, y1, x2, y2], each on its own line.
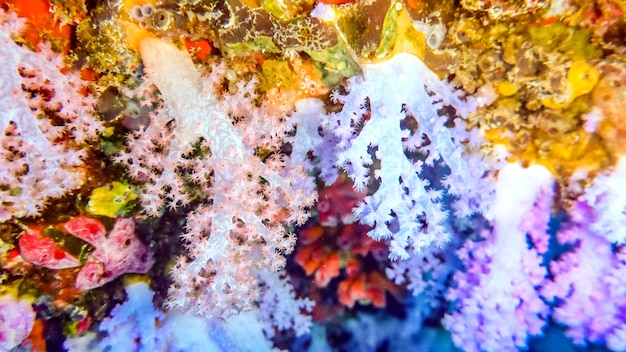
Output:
[542, 214, 626, 350]
[444, 163, 553, 352]
[0, 10, 102, 221]
[123, 36, 315, 320]
[324, 52, 487, 259]
[541, 157, 626, 349]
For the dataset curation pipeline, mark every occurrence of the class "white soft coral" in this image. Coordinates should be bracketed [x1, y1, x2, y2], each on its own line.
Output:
[575, 157, 626, 244]
[119, 36, 315, 321]
[322, 53, 489, 259]
[0, 10, 102, 220]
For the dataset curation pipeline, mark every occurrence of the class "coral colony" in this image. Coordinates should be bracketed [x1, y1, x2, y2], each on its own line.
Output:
[1, 0, 626, 351]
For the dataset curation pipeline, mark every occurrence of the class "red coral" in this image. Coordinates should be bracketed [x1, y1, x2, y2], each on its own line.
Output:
[314, 252, 340, 287]
[338, 223, 389, 260]
[317, 179, 366, 227]
[338, 271, 398, 308]
[63, 216, 106, 245]
[18, 228, 80, 269]
[64, 216, 154, 290]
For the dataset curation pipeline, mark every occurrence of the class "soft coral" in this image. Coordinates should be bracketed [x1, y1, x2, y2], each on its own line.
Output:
[0, 9, 102, 220]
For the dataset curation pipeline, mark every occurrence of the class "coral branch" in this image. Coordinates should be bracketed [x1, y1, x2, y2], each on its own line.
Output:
[119, 35, 315, 320]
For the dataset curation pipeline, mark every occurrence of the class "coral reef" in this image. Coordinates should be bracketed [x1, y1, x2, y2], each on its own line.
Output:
[2, 0, 626, 351]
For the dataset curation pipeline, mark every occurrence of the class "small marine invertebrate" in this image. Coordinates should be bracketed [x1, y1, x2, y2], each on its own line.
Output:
[540, 60, 599, 109]
[411, 13, 447, 50]
[130, 3, 155, 29]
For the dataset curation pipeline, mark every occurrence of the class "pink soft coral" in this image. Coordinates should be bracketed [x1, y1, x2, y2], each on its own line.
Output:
[0, 295, 35, 351]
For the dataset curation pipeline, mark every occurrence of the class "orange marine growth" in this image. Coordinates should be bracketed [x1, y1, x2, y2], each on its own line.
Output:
[295, 223, 402, 309]
[1, 0, 77, 53]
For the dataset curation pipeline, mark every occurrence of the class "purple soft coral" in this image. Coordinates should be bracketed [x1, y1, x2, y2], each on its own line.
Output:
[444, 164, 553, 352]
[542, 199, 626, 350]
